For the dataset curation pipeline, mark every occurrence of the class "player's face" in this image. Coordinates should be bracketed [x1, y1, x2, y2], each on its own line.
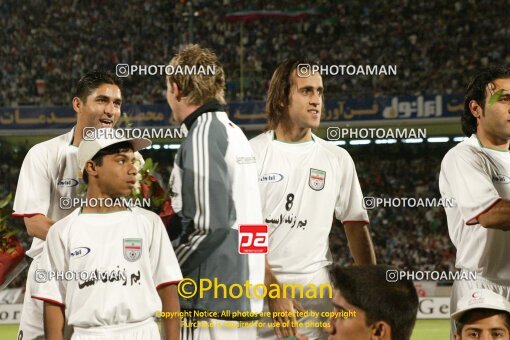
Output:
[325, 290, 374, 340]
[479, 78, 510, 140]
[455, 314, 510, 340]
[76, 83, 122, 129]
[96, 150, 137, 197]
[286, 70, 323, 130]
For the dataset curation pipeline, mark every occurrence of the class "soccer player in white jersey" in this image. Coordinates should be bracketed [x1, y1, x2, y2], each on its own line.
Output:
[32, 134, 182, 340]
[250, 60, 376, 340]
[439, 66, 510, 338]
[13, 71, 124, 340]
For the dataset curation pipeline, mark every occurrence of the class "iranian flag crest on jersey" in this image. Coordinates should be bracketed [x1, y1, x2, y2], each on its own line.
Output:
[123, 238, 142, 262]
[309, 168, 326, 191]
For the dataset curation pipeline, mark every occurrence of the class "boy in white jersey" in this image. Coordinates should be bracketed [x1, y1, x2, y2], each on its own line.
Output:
[439, 66, 510, 338]
[32, 134, 182, 339]
[250, 60, 376, 339]
[13, 71, 125, 340]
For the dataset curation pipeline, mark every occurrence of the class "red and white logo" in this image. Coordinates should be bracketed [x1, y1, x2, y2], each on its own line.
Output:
[238, 225, 268, 254]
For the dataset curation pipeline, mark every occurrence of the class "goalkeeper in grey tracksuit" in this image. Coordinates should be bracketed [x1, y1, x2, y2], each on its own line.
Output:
[165, 44, 265, 340]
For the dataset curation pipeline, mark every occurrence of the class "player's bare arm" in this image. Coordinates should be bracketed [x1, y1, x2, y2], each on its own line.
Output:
[264, 257, 304, 338]
[477, 199, 510, 231]
[43, 301, 65, 340]
[23, 215, 55, 240]
[158, 284, 180, 340]
[344, 221, 376, 264]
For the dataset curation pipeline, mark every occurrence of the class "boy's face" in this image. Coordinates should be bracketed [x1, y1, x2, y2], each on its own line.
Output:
[94, 149, 137, 197]
[455, 313, 510, 340]
[325, 289, 374, 340]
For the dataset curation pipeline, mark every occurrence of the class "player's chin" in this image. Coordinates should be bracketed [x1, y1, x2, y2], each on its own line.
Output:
[309, 120, 321, 129]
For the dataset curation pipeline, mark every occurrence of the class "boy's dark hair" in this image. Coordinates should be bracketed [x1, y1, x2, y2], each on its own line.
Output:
[82, 141, 133, 184]
[455, 308, 510, 334]
[265, 59, 322, 131]
[462, 66, 510, 136]
[330, 265, 418, 340]
[74, 71, 122, 103]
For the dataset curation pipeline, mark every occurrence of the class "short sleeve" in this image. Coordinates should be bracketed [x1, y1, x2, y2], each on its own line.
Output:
[31, 225, 67, 306]
[334, 151, 369, 224]
[440, 148, 501, 225]
[13, 145, 52, 217]
[150, 216, 183, 289]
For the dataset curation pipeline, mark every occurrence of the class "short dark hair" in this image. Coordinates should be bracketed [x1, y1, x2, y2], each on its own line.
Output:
[82, 141, 134, 184]
[455, 308, 510, 334]
[462, 66, 510, 136]
[74, 71, 122, 103]
[330, 265, 418, 340]
[265, 59, 321, 130]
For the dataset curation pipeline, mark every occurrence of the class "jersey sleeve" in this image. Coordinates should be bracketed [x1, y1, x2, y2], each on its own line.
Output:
[31, 224, 67, 306]
[440, 148, 501, 225]
[173, 119, 234, 276]
[150, 215, 183, 288]
[13, 145, 51, 217]
[334, 151, 369, 224]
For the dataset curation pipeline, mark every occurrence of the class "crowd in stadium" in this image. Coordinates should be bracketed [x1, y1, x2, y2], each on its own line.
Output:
[1, 0, 508, 107]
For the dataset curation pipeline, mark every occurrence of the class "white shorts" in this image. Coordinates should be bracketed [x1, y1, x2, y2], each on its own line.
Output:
[257, 268, 331, 340]
[450, 273, 510, 338]
[72, 318, 160, 340]
[18, 258, 44, 340]
[181, 317, 256, 340]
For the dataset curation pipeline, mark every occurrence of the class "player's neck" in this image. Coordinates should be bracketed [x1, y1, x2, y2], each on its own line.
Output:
[82, 188, 130, 214]
[476, 131, 510, 151]
[72, 124, 85, 146]
[274, 125, 312, 143]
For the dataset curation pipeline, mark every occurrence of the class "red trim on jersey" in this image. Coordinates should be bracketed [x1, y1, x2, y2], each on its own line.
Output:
[466, 199, 501, 226]
[342, 220, 370, 225]
[12, 213, 44, 218]
[32, 296, 65, 307]
[156, 280, 181, 290]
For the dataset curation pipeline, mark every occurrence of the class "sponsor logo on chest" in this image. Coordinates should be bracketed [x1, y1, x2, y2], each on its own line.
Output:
[70, 247, 91, 258]
[123, 238, 142, 262]
[57, 178, 80, 187]
[309, 168, 326, 191]
[260, 173, 284, 183]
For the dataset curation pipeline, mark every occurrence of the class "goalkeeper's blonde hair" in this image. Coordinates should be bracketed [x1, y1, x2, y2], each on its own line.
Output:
[167, 44, 226, 106]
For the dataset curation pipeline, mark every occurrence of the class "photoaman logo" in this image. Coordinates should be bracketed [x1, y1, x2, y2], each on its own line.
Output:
[238, 225, 268, 254]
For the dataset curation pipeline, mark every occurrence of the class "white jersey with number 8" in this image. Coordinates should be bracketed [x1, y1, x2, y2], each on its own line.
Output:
[250, 131, 368, 284]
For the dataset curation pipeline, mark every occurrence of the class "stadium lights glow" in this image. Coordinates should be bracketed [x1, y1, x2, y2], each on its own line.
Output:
[144, 144, 180, 150]
[453, 136, 468, 142]
[349, 140, 371, 145]
[375, 139, 397, 144]
[402, 138, 424, 144]
[427, 137, 449, 143]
